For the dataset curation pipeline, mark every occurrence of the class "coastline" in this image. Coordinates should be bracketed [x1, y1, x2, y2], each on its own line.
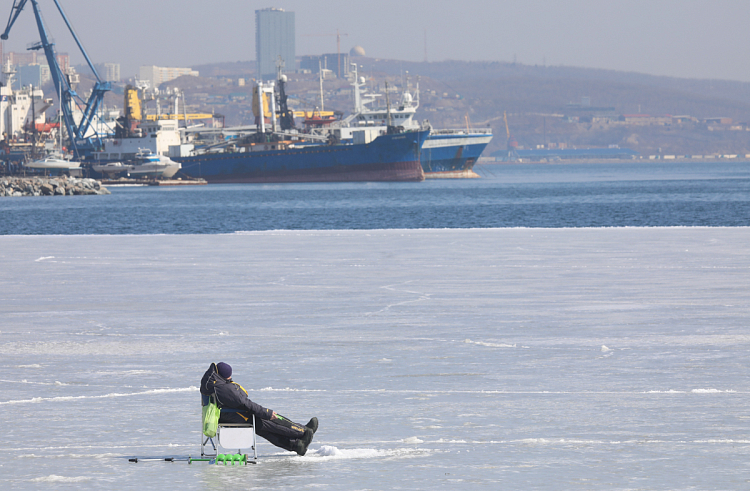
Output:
[478, 158, 750, 165]
[0, 176, 110, 197]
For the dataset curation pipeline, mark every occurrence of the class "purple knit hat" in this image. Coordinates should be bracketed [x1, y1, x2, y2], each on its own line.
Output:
[216, 362, 232, 379]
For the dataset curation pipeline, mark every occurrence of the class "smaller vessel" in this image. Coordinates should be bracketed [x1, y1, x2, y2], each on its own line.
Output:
[127, 149, 181, 179]
[92, 150, 181, 179]
[25, 156, 80, 170]
[91, 161, 127, 177]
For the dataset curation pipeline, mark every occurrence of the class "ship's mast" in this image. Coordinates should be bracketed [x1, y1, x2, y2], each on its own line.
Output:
[351, 63, 362, 114]
[385, 81, 392, 127]
[318, 60, 325, 113]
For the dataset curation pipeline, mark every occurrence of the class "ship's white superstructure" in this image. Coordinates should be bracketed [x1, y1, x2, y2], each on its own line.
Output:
[0, 61, 49, 139]
[92, 119, 182, 162]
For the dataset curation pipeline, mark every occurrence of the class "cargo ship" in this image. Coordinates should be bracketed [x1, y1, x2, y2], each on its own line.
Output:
[319, 65, 493, 178]
[173, 129, 427, 183]
[176, 77, 426, 183]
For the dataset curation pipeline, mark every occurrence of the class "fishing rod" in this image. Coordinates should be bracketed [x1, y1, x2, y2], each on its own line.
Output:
[128, 453, 254, 465]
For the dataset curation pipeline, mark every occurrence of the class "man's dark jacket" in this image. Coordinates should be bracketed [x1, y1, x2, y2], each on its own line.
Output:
[200, 363, 274, 422]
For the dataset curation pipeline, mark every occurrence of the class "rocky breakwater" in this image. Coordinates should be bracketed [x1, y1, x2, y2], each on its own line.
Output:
[0, 176, 110, 197]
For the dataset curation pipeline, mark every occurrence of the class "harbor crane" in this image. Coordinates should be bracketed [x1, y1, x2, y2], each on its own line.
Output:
[1, 0, 111, 159]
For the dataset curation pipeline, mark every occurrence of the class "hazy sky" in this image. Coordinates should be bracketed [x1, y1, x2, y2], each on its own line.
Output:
[2, 0, 749, 82]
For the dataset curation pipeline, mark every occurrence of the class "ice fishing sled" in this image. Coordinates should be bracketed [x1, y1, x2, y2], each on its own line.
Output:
[201, 395, 258, 463]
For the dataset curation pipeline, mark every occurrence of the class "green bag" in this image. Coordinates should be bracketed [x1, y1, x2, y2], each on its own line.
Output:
[202, 395, 220, 438]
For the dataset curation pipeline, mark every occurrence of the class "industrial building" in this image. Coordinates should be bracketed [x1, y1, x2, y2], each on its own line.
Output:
[255, 7, 295, 80]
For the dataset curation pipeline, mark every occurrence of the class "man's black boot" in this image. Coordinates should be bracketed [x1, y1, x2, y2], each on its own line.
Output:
[294, 439, 307, 456]
[301, 428, 314, 447]
[306, 417, 319, 434]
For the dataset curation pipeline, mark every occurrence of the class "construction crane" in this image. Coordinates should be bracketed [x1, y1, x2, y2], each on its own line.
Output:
[504, 111, 519, 161]
[1, 0, 111, 159]
[302, 29, 349, 78]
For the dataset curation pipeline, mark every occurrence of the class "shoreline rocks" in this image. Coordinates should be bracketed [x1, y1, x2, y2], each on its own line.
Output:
[0, 176, 110, 197]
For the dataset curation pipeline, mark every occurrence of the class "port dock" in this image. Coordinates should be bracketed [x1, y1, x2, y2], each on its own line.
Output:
[101, 178, 207, 187]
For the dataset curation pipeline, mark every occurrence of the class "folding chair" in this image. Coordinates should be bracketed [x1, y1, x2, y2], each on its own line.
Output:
[201, 395, 258, 462]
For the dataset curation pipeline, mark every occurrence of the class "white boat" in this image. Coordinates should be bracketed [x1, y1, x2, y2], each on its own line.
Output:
[127, 149, 181, 179]
[25, 156, 81, 169]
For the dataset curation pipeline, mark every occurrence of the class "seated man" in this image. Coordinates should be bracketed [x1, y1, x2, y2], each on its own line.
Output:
[200, 362, 318, 456]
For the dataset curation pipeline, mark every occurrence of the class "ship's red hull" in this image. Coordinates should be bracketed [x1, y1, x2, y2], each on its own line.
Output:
[203, 159, 424, 183]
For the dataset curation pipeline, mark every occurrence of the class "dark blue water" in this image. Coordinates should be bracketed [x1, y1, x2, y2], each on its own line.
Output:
[2, 162, 750, 234]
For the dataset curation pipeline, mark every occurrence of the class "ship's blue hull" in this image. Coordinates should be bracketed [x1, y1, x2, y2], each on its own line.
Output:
[421, 132, 493, 178]
[174, 131, 428, 183]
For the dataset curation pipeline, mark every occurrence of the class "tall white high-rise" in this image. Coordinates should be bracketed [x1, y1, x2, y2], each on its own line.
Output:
[255, 7, 295, 80]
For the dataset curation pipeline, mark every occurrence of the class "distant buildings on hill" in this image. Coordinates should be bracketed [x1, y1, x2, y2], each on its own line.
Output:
[0, 5, 359, 88]
[138, 66, 199, 87]
[1, 45, 122, 88]
[299, 53, 350, 79]
[1, 48, 71, 88]
[95, 63, 121, 83]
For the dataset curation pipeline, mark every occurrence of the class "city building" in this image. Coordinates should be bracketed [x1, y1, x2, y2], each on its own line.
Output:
[298, 53, 349, 77]
[3, 51, 68, 74]
[95, 63, 121, 82]
[15, 63, 51, 89]
[138, 66, 199, 87]
[5, 51, 36, 66]
[255, 7, 295, 80]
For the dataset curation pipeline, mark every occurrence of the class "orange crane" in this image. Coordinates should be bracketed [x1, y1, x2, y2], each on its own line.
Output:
[302, 29, 349, 78]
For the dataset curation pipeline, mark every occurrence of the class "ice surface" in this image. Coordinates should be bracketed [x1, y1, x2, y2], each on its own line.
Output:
[1, 228, 750, 489]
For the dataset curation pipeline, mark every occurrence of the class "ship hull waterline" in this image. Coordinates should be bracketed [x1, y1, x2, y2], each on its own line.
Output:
[184, 160, 423, 184]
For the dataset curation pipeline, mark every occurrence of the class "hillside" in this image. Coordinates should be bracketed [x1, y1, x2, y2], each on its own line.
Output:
[350, 59, 750, 156]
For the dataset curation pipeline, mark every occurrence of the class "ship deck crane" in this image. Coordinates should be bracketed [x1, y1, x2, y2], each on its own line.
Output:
[1, 0, 111, 159]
